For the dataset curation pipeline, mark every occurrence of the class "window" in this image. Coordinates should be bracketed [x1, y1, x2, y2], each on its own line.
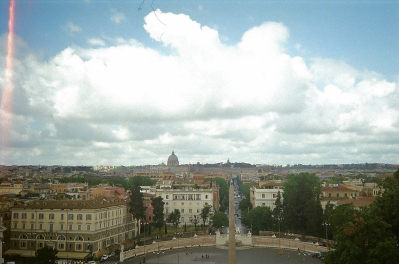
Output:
[78, 225, 82, 231]
[60, 224, 64, 231]
[39, 213, 44, 220]
[31, 213, 35, 219]
[31, 223, 35, 230]
[38, 242, 44, 248]
[189, 209, 192, 213]
[166, 195, 169, 199]
[61, 214, 64, 220]
[77, 214, 83, 220]
[273, 194, 276, 198]
[344, 193, 348, 197]
[328, 193, 331, 197]
[49, 213, 54, 220]
[181, 217, 184, 222]
[76, 244, 82, 250]
[181, 209, 184, 213]
[197, 209, 200, 213]
[13, 213, 18, 219]
[22, 223, 26, 229]
[68, 214, 74, 220]
[205, 195, 208, 199]
[39, 224, 43, 230]
[336, 193, 339, 197]
[22, 213, 27, 219]
[50, 224, 54, 232]
[86, 214, 92, 220]
[69, 224, 73, 231]
[58, 243, 65, 249]
[87, 224, 91, 231]
[20, 241, 26, 248]
[262, 194, 265, 198]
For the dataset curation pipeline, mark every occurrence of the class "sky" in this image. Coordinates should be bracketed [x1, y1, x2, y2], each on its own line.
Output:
[0, 0, 398, 166]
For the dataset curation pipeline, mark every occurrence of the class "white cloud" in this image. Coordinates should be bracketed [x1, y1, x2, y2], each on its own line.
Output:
[64, 21, 82, 33]
[1, 11, 398, 165]
[110, 8, 126, 24]
[87, 38, 106, 46]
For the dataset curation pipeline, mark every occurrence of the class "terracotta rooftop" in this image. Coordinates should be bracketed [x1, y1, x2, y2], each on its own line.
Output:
[13, 198, 127, 210]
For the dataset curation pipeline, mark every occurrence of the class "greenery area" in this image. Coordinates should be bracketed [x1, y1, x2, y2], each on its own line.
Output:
[323, 168, 399, 264]
[58, 175, 156, 190]
[204, 177, 229, 212]
[211, 211, 228, 229]
[34, 245, 58, 264]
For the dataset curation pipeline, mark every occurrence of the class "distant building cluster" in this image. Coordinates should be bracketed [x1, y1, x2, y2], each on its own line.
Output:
[0, 152, 397, 263]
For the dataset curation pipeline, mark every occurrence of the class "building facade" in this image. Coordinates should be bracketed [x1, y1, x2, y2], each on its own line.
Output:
[250, 183, 283, 210]
[7, 198, 138, 260]
[156, 187, 218, 226]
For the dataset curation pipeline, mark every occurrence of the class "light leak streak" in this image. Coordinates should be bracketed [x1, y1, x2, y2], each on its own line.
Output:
[0, 0, 15, 163]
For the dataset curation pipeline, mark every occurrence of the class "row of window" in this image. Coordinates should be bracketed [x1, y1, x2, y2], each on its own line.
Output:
[15, 241, 89, 251]
[12, 209, 126, 221]
[13, 218, 127, 231]
[165, 208, 200, 214]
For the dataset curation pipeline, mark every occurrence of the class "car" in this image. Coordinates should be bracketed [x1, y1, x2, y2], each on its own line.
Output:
[88, 261, 96, 264]
[100, 255, 108, 261]
[109, 252, 115, 257]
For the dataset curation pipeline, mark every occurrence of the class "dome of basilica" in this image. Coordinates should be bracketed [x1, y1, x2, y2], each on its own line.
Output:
[167, 151, 179, 166]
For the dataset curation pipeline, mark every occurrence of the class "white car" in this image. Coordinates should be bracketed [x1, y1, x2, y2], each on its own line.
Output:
[109, 252, 115, 257]
[88, 261, 96, 264]
[100, 255, 108, 261]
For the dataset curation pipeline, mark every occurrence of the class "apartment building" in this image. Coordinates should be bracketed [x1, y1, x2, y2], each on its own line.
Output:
[156, 187, 219, 226]
[7, 198, 138, 261]
[250, 181, 283, 209]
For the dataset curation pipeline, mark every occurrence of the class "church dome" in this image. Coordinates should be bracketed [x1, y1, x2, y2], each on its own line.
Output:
[167, 151, 179, 166]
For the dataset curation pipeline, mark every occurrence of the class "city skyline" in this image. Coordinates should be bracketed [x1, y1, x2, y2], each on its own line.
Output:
[0, 0, 398, 166]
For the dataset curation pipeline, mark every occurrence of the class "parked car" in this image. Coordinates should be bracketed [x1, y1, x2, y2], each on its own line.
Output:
[88, 261, 96, 264]
[108, 252, 115, 257]
[100, 255, 108, 261]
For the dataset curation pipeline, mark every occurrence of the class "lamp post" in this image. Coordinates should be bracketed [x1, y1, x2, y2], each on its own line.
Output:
[143, 221, 148, 263]
[277, 216, 282, 254]
[323, 221, 330, 251]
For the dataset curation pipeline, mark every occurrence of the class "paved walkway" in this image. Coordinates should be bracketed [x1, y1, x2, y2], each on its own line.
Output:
[123, 246, 323, 264]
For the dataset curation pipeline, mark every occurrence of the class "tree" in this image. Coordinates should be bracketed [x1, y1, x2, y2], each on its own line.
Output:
[242, 206, 274, 235]
[151, 196, 165, 235]
[128, 176, 150, 223]
[238, 197, 252, 212]
[324, 207, 399, 264]
[167, 209, 181, 230]
[190, 215, 200, 231]
[200, 204, 212, 226]
[34, 245, 58, 264]
[205, 177, 229, 211]
[282, 172, 322, 234]
[211, 212, 228, 229]
[371, 168, 399, 242]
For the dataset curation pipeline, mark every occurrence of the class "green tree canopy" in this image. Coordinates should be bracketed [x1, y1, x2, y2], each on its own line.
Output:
[242, 206, 274, 235]
[324, 207, 399, 264]
[211, 211, 228, 229]
[167, 209, 181, 230]
[205, 177, 229, 212]
[282, 172, 323, 235]
[34, 245, 58, 264]
[200, 204, 212, 226]
[151, 196, 165, 234]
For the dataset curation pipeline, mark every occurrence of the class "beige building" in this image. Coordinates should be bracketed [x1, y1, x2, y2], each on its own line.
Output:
[6, 198, 138, 261]
[250, 181, 283, 209]
[156, 187, 219, 226]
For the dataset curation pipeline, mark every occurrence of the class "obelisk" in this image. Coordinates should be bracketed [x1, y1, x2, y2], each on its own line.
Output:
[228, 179, 236, 264]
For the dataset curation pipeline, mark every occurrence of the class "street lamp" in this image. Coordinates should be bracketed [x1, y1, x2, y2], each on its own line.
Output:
[143, 221, 148, 263]
[323, 221, 330, 251]
[277, 216, 283, 254]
